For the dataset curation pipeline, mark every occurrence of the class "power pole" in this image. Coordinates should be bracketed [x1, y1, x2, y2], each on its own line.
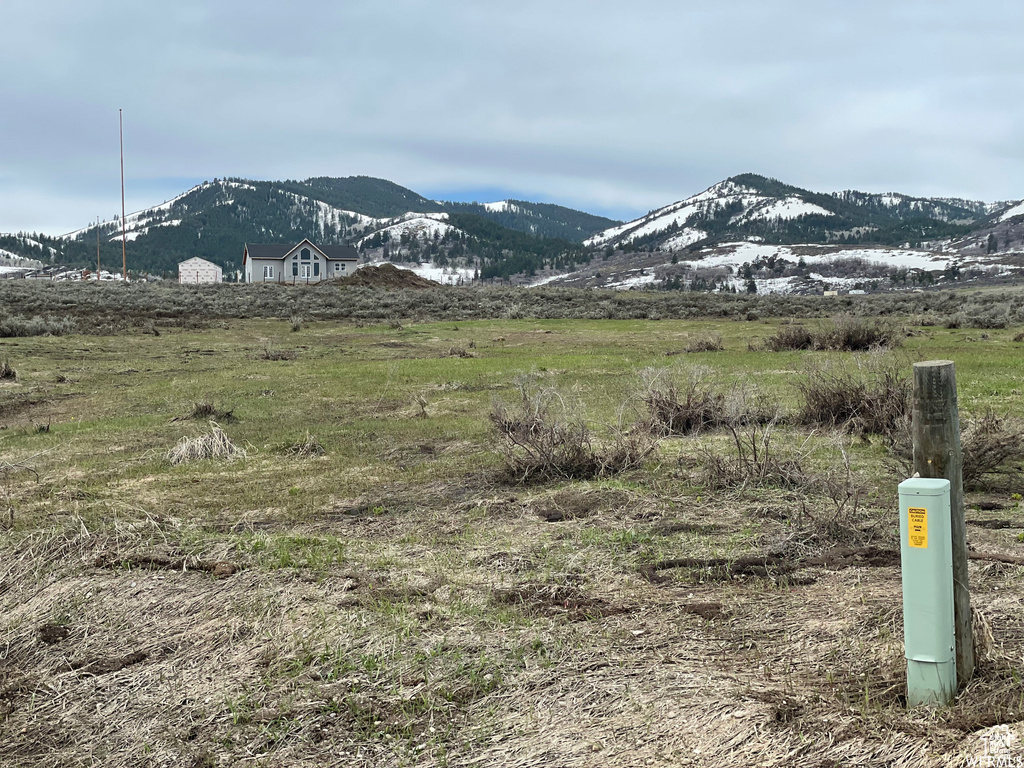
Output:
[119, 109, 127, 281]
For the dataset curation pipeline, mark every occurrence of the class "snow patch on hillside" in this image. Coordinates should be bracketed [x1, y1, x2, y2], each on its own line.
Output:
[358, 213, 457, 246]
[692, 243, 948, 271]
[0, 248, 44, 267]
[607, 271, 658, 290]
[659, 228, 706, 251]
[4, 235, 59, 257]
[998, 201, 1024, 222]
[743, 198, 833, 221]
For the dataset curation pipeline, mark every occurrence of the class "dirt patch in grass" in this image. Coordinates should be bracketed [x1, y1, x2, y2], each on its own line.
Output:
[0, 392, 75, 422]
[968, 518, 1021, 530]
[640, 545, 902, 583]
[37, 623, 70, 645]
[492, 581, 633, 621]
[527, 487, 639, 522]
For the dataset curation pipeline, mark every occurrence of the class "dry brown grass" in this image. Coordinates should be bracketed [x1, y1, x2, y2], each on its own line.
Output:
[0, 358, 16, 381]
[1, 478, 1022, 768]
[167, 422, 247, 465]
[286, 432, 326, 458]
[684, 332, 724, 353]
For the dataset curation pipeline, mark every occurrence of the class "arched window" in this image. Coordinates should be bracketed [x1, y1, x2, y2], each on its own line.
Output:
[301, 248, 311, 260]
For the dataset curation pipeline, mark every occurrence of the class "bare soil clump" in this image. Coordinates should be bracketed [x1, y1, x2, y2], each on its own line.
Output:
[332, 263, 441, 290]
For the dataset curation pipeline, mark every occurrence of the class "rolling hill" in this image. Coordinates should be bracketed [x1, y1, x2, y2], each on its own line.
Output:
[3, 177, 620, 278]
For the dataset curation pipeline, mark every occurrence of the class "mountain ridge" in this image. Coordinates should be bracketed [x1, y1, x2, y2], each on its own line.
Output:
[2, 173, 1021, 288]
[7, 176, 618, 277]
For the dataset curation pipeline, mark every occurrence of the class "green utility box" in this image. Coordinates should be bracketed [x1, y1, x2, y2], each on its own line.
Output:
[898, 477, 956, 706]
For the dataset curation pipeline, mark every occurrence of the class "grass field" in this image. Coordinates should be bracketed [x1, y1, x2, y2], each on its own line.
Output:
[1, 311, 1023, 767]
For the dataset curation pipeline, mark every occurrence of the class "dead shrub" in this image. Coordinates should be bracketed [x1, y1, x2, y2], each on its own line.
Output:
[640, 367, 725, 436]
[640, 367, 780, 436]
[814, 316, 901, 351]
[961, 411, 1024, 490]
[286, 431, 325, 458]
[167, 422, 247, 465]
[174, 400, 236, 422]
[762, 324, 814, 351]
[762, 318, 901, 352]
[685, 333, 724, 353]
[886, 410, 1024, 491]
[797, 356, 910, 436]
[490, 383, 657, 483]
[698, 423, 806, 491]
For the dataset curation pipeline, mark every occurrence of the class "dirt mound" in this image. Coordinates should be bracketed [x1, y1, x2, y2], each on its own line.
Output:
[333, 263, 441, 289]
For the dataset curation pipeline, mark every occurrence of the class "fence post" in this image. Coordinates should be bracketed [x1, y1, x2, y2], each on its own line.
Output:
[911, 360, 974, 684]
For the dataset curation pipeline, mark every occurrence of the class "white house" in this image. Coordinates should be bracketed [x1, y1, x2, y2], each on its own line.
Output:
[243, 239, 358, 284]
[178, 257, 223, 284]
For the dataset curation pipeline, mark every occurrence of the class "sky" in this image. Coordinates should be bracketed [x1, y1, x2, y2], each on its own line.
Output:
[2, 0, 1022, 235]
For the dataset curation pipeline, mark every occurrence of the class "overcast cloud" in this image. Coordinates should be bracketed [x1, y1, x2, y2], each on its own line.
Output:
[2, 0, 1022, 234]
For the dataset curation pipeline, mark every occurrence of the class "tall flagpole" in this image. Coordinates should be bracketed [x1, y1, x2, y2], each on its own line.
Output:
[120, 108, 127, 281]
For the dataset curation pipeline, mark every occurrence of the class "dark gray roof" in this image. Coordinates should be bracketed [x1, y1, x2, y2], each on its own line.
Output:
[244, 241, 358, 261]
[319, 245, 359, 260]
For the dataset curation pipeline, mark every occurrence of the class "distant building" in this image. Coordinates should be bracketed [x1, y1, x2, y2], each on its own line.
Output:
[243, 239, 358, 284]
[178, 257, 223, 284]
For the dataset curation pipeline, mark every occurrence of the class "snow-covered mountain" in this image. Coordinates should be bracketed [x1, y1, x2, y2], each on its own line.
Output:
[3, 172, 1021, 291]
[0, 176, 615, 279]
[583, 173, 1008, 254]
[539, 174, 1024, 294]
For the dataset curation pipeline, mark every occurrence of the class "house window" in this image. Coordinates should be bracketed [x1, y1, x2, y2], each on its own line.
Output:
[292, 259, 298, 276]
[301, 248, 311, 260]
[263, 265, 274, 279]
[335, 262, 341, 272]
[313, 262, 320, 277]
[300, 264, 311, 279]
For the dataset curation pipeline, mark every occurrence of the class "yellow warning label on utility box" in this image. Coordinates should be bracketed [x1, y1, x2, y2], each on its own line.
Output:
[908, 507, 928, 549]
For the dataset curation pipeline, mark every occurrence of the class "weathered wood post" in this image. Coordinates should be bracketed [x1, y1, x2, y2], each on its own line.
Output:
[912, 360, 974, 684]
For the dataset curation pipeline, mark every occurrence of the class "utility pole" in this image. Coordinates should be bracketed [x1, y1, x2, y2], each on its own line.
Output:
[119, 109, 127, 281]
[96, 216, 100, 279]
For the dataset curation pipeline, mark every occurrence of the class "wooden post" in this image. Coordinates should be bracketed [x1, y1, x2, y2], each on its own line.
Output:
[912, 360, 974, 684]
